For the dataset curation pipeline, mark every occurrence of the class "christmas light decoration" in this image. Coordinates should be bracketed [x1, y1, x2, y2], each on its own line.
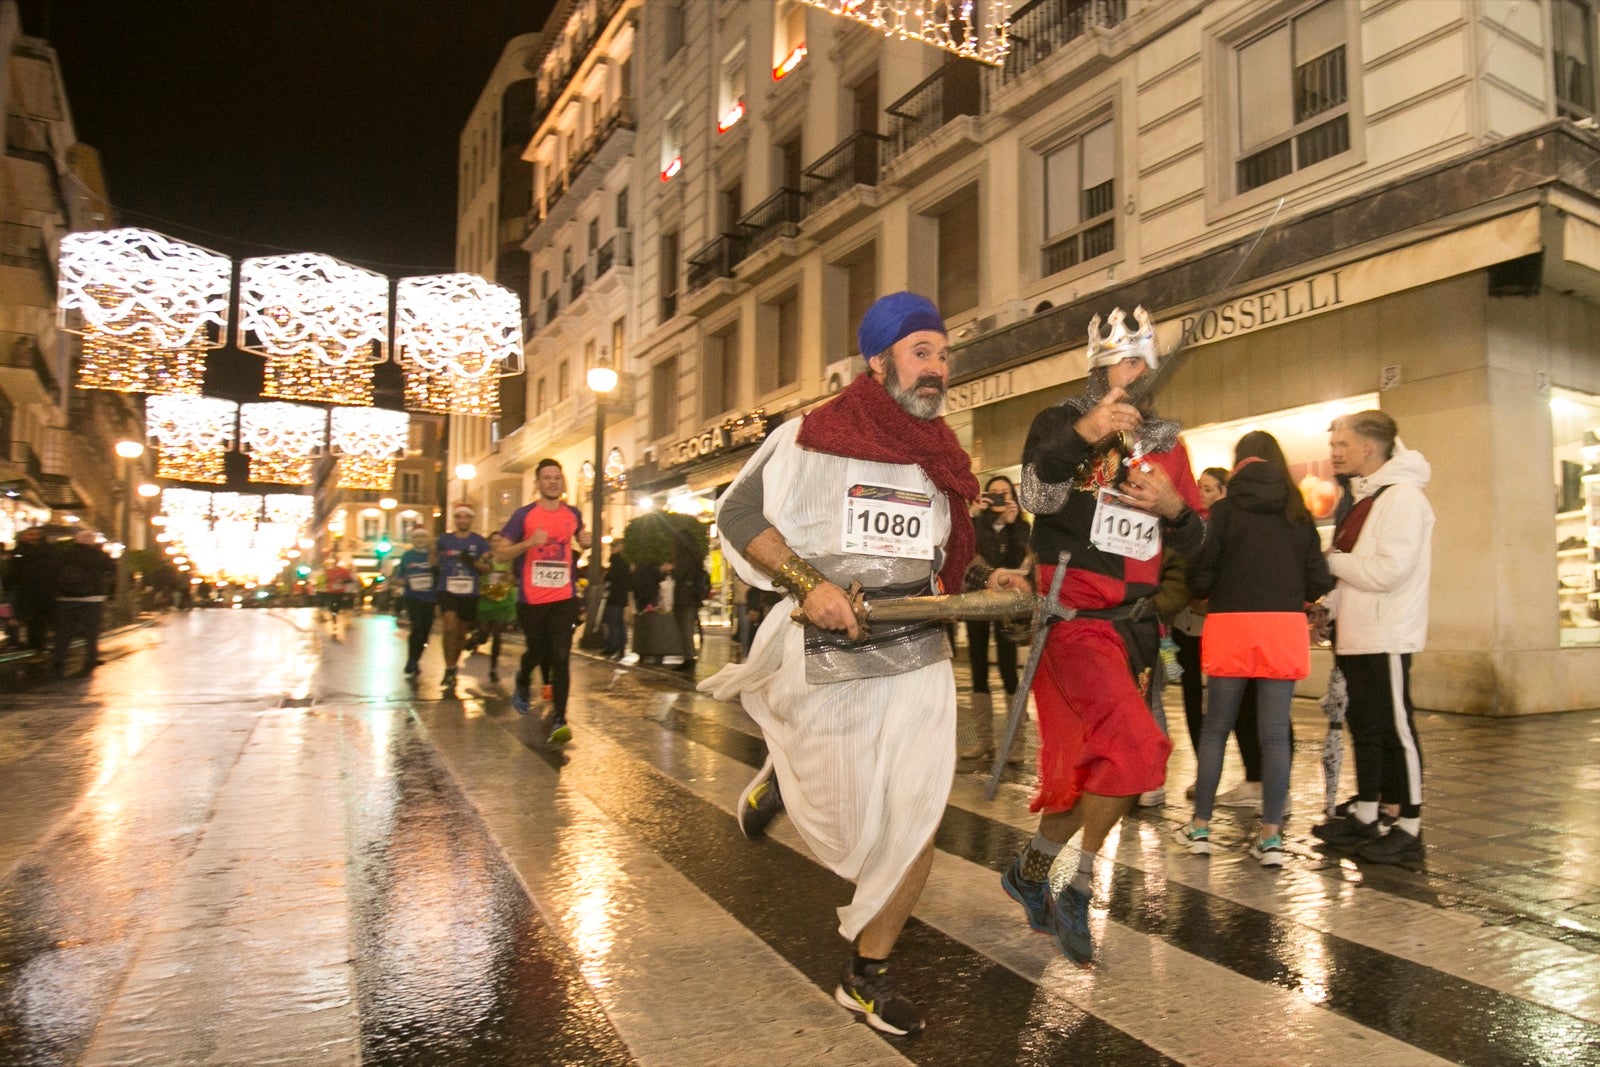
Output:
[402, 366, 501, 418]
[237, 253, 387, 406]
[393, 274, 523, 416]
[58, 227, 231, 395]
[263, 494, 314, 530]
[329, 406, 408, 490]
[799, 0, 1010, 66]
[145, 394, 238, 484]
[238, 402, 327, 486]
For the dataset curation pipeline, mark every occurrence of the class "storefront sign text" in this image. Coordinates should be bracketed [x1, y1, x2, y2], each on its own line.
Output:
[659, 410, 769, 471]
[1180, 270, 1344, 344]
[945, 369, 1017, 415]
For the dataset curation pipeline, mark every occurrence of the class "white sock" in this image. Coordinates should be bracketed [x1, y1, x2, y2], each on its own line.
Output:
[1070, 849, 1096, 893]
[1355, 801, 1378, 824]
[1396, 816, 1420, 836]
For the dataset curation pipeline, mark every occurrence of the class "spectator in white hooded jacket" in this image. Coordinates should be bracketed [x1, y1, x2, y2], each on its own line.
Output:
[1311, 410, 1435, 865]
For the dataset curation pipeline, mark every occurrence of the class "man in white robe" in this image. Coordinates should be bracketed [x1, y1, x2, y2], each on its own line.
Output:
[701, 291, 1025, 1037]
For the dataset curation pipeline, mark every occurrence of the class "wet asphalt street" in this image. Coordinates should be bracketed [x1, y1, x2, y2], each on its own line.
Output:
[1, 607, 1599, 1066]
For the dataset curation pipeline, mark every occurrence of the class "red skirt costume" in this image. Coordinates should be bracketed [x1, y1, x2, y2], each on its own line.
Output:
[1026, 443, 1199, 814]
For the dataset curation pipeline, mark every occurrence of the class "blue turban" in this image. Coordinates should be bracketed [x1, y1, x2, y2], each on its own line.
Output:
[857, 291, 945, 360]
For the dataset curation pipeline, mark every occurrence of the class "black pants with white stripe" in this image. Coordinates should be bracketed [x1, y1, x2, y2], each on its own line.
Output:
[1337, 652, 1423, 819]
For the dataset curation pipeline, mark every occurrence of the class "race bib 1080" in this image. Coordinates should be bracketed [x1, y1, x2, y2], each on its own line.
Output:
[1090, 488, 1161, 561]
[842, 483, 935, 559]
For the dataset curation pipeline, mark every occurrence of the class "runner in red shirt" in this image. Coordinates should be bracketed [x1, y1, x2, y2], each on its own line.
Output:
[496, 458, 591, 744]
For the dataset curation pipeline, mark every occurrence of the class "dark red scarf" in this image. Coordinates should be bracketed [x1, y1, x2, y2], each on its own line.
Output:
[797, 373, 979, 591]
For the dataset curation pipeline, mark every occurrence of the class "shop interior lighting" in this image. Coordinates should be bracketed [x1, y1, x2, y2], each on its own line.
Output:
[237, 252, 387, 406]
[799, 0, 1010, 66]
[58, 227, 231, 395]
[773, 44, 806, 79]
[717, 100, 745, 133]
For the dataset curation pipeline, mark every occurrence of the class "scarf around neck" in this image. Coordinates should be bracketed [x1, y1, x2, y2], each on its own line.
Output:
[797, 373, 979, 591]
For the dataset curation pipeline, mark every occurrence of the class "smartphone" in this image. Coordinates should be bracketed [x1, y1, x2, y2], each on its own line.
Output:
[984, 492, 1008, 507]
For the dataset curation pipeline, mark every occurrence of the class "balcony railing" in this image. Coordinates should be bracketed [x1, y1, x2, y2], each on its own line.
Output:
[544, 291, 561, 326]
[0, 330, 56, 395]
[0, 224, 53, 295]
[803, 132, 888, 215]
[5, 111, 49, 158]
[997, 0, 1128, 84]
[738, 188, 809, 256]
[594, 230, 633, 278]
[685, 233, 745, 295]
[569, 265, 587, 302]
[886, 60, 983, 162]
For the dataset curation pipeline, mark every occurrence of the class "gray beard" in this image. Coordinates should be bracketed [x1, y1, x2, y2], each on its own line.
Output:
[884, 364, 946, 420]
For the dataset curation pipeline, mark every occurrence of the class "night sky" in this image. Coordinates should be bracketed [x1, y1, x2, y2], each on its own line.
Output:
[17, 0, 553, 274]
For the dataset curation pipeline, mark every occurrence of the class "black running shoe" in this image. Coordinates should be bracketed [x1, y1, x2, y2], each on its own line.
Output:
[835, 959, 924, 1036]
[1311, 814, 1382, 848]
[1355, 826, 1424, 865]
[738, 756, 784, 839]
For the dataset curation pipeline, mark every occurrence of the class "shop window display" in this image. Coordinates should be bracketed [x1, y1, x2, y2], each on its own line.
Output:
[1181, 395, 1378, 535]
[1552, 388, 1600, 647]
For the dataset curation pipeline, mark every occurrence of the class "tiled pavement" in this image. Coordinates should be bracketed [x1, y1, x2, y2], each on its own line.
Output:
[0, 608, 1597, 1065]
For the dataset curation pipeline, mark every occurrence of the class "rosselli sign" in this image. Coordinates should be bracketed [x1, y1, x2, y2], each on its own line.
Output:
[1177, 270, 1345, 343]
[658, 410, 769, 470]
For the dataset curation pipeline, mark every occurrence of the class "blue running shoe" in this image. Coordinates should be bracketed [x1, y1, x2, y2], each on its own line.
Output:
[511, 686, 531, 716]
[1048, 883, 1094, 964]
[1000, 856, 1051, 933]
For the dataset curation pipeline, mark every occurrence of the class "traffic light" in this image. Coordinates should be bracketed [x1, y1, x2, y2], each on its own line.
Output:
[375, 535, 392, 560]
[295, 565, 310, 578]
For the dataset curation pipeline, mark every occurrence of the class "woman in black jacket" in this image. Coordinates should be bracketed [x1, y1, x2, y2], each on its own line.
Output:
[960, 475, 1032, 761]
[1175, 431, 1334, 867]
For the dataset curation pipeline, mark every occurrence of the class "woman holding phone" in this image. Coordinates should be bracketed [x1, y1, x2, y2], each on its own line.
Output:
[959, 475, 1031, 762]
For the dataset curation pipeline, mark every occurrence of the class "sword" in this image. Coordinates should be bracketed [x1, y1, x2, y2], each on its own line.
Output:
[789, 585, 1036, 631]
[985, 551, 1073, 800]
[1122, 196, 1285, 415]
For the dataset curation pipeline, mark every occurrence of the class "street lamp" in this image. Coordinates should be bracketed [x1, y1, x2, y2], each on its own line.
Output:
[453, 462, 477, 510]
[579, 348, 618, 650]
[113, 439, 146, 622]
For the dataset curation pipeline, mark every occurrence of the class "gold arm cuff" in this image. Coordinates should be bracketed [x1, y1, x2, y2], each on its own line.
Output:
[775, 555, 827, 602]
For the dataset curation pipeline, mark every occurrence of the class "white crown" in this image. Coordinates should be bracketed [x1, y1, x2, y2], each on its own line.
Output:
[1086, 306, 1160, 371]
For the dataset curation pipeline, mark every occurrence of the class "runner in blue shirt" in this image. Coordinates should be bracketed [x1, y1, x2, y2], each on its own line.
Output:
[436, 503, 492, 690]
[394, 528, 437, 678]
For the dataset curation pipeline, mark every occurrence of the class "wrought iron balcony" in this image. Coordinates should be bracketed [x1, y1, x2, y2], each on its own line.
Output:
[3, 439, 44, 481]
[569, 265, 587, 302]
[996, 0, 1128, 84]
[885, 60, 983, 163]
[544, 291, 561, 326]
[803, 132, 888, 215]
[737, 188, 809, 257]
[685, 233, 746, 294]
[594, 230, 633, 279]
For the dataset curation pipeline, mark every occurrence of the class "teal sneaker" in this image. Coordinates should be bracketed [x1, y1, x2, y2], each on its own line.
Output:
[1000, 856, 1051, 933]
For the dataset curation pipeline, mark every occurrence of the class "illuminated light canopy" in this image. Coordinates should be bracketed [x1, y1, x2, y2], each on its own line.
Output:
[58, 227, 232, 395]
[329, 406, 408, 489]
[238, 401, 327, 486]
[145, 394, 238, 484]
[263, 493, 314, 531]
[238, 252, 388, 406]
[799, 0, 1011, 66]
[393, 274, 523, 416]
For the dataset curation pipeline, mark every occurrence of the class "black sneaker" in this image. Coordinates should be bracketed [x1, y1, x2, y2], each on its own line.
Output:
[1311, 814, 1382, 848]
[1354, 826, 1424, 865]
[512, 686, 531, 716]
[738, 757, 784, 839]
[835, 959, 924, 1036]
[1000, 856, 1051, 933]
[442, 668, 457, 689]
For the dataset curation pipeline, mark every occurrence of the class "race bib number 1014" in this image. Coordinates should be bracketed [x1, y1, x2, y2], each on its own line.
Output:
[842, 484, 935, 559]
[1090, 488, 1161, 561]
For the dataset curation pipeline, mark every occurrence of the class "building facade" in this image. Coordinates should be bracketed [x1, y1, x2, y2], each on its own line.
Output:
[0, 2, 141, 548]
[467, 0, 1600, 715]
